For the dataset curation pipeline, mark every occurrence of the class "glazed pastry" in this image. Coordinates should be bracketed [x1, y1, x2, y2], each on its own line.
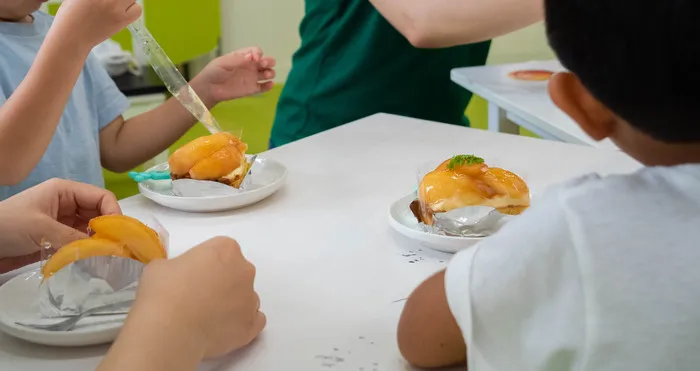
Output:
[168, 132, 250, 188]
[413, 155, 530, 225]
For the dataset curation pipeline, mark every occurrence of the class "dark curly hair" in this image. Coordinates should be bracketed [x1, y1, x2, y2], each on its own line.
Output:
[545, 0, 700, 143]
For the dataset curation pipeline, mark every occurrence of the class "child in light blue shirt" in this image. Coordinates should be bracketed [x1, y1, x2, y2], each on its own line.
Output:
[0, 11, 128, 199]
[0, 0, 275, 200]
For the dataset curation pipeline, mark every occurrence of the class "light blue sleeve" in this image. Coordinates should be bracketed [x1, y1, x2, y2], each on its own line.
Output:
[84, 52, 130, 131]
[0, 78, 7, 105]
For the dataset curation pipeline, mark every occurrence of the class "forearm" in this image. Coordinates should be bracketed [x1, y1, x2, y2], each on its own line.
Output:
[369, 0, 543, 48]
[398, 270, 466, 368]
[0, 28, 90, 184]
[97, 303, 204, 371]
[100, 96, 201, 172]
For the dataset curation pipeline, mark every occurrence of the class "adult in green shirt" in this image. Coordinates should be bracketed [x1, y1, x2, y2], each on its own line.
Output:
[270, 0, 543, 148]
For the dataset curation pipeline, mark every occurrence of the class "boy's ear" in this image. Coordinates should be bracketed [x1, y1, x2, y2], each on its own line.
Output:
[549, 72, 617, 141]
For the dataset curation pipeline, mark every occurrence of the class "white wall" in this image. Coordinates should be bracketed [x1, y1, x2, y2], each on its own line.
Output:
[220, 0, 304, 82]
[220, 0, 555, 82]
[487, 22, 555, 64]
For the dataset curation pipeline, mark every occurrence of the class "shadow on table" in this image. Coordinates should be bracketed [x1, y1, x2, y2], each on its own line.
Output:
[0, 333, 108, 360]
[135, 183, 290, 220]
[202, 335, 268, 371]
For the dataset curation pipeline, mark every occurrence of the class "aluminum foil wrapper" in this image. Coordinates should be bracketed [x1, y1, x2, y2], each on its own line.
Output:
[171, 155, 256, 197]
[422, 205, 511, 237]
[38, 216, 168, 319]
[39, 257, 143, 318]
[172, 179, 243, 197]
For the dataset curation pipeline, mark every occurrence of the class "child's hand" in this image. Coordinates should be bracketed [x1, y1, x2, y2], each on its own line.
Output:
[0, 179, 121, 274]
[52, 0, 142, 50]
[130, 237, 265, 359]
[191, 47, 276, 107]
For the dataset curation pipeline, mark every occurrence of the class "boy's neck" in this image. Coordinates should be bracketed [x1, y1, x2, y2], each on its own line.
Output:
[644, 146, 700, 167]
[618, 135, 700, 167]
[0, 14, 34, 24]
[611, 121, 700, 167]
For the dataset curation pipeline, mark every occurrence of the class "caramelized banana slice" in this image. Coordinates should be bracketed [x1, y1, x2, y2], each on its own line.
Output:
[89, 215, 166, 263]
[168, 132, 238, 176]
[41, 238, 135, 281]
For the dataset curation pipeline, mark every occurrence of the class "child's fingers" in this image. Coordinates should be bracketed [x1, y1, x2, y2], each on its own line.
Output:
[240, 47, 263, 61]
[124, 2, 143, 23]
[259, 57, 276, 69]
[258, 69, 276, 81]
[258, 81, 274, 92]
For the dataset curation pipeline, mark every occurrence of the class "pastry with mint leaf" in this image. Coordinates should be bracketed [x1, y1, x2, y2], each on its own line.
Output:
[411, 155, 530, 225]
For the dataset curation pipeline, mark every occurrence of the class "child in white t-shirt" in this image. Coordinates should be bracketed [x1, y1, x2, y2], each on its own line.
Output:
[397, 0, 700, 369]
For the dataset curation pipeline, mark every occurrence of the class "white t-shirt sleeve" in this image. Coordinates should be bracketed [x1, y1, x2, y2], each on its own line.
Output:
[445, 188, 587, 371]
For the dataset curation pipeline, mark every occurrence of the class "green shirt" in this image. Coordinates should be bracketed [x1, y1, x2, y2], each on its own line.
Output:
[270, 0, 491, 148]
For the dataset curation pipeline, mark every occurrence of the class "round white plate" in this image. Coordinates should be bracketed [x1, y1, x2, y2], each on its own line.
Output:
[138, 156, 287, 213]
[0, 271, 126, 347]
[388, 193, 496, 254]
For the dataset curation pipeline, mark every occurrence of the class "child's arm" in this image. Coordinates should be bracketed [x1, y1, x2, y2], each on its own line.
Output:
[99, 49, 275, 173]
[0, 29, 87, 184]
[0, 0, 141, 185]
[99, 99, 200, 173]
[397, 270, 467, 368]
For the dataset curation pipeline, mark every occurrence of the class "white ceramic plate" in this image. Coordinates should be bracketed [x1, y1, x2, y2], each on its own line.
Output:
[138, 156, 287, 213]
[0, 271, 126, 347]
[389, 192, 517, 254]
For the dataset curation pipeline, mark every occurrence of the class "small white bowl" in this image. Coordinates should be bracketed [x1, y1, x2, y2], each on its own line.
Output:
[138, 156, 287, 213]
[0, 271, 126, 347]
[388, 192, 509, 254]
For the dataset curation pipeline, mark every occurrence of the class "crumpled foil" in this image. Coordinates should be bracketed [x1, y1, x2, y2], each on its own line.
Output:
[422, 205, 512, 237]
[38, 216, 168, 319]
[172, 179, 243, 197]
[171, 156, 256, 197]
[39, 257, 144, 318]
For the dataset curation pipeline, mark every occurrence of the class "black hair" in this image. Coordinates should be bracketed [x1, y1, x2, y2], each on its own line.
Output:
[545, 0, 700, 143]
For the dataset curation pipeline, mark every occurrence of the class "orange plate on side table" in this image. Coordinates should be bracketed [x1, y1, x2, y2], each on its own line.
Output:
[508, 69, 555, 81]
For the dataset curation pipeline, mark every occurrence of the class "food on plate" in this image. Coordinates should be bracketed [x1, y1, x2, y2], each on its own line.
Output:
[508, 69, 554, 81]
[411, 155, 530, 225]
[41, 215, 166, 281]
[40, 238, 134, 281]
[88, 216, 166, 263]
[168, 132, 251, 188]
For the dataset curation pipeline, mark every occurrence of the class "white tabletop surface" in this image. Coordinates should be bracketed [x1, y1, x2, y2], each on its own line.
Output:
[0, 113, 641, 371]
[451, 60, 618, 150]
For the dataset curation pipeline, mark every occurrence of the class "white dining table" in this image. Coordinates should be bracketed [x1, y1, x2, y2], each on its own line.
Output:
[451, 60, 618, 150]
[0, 113, 641, 371]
